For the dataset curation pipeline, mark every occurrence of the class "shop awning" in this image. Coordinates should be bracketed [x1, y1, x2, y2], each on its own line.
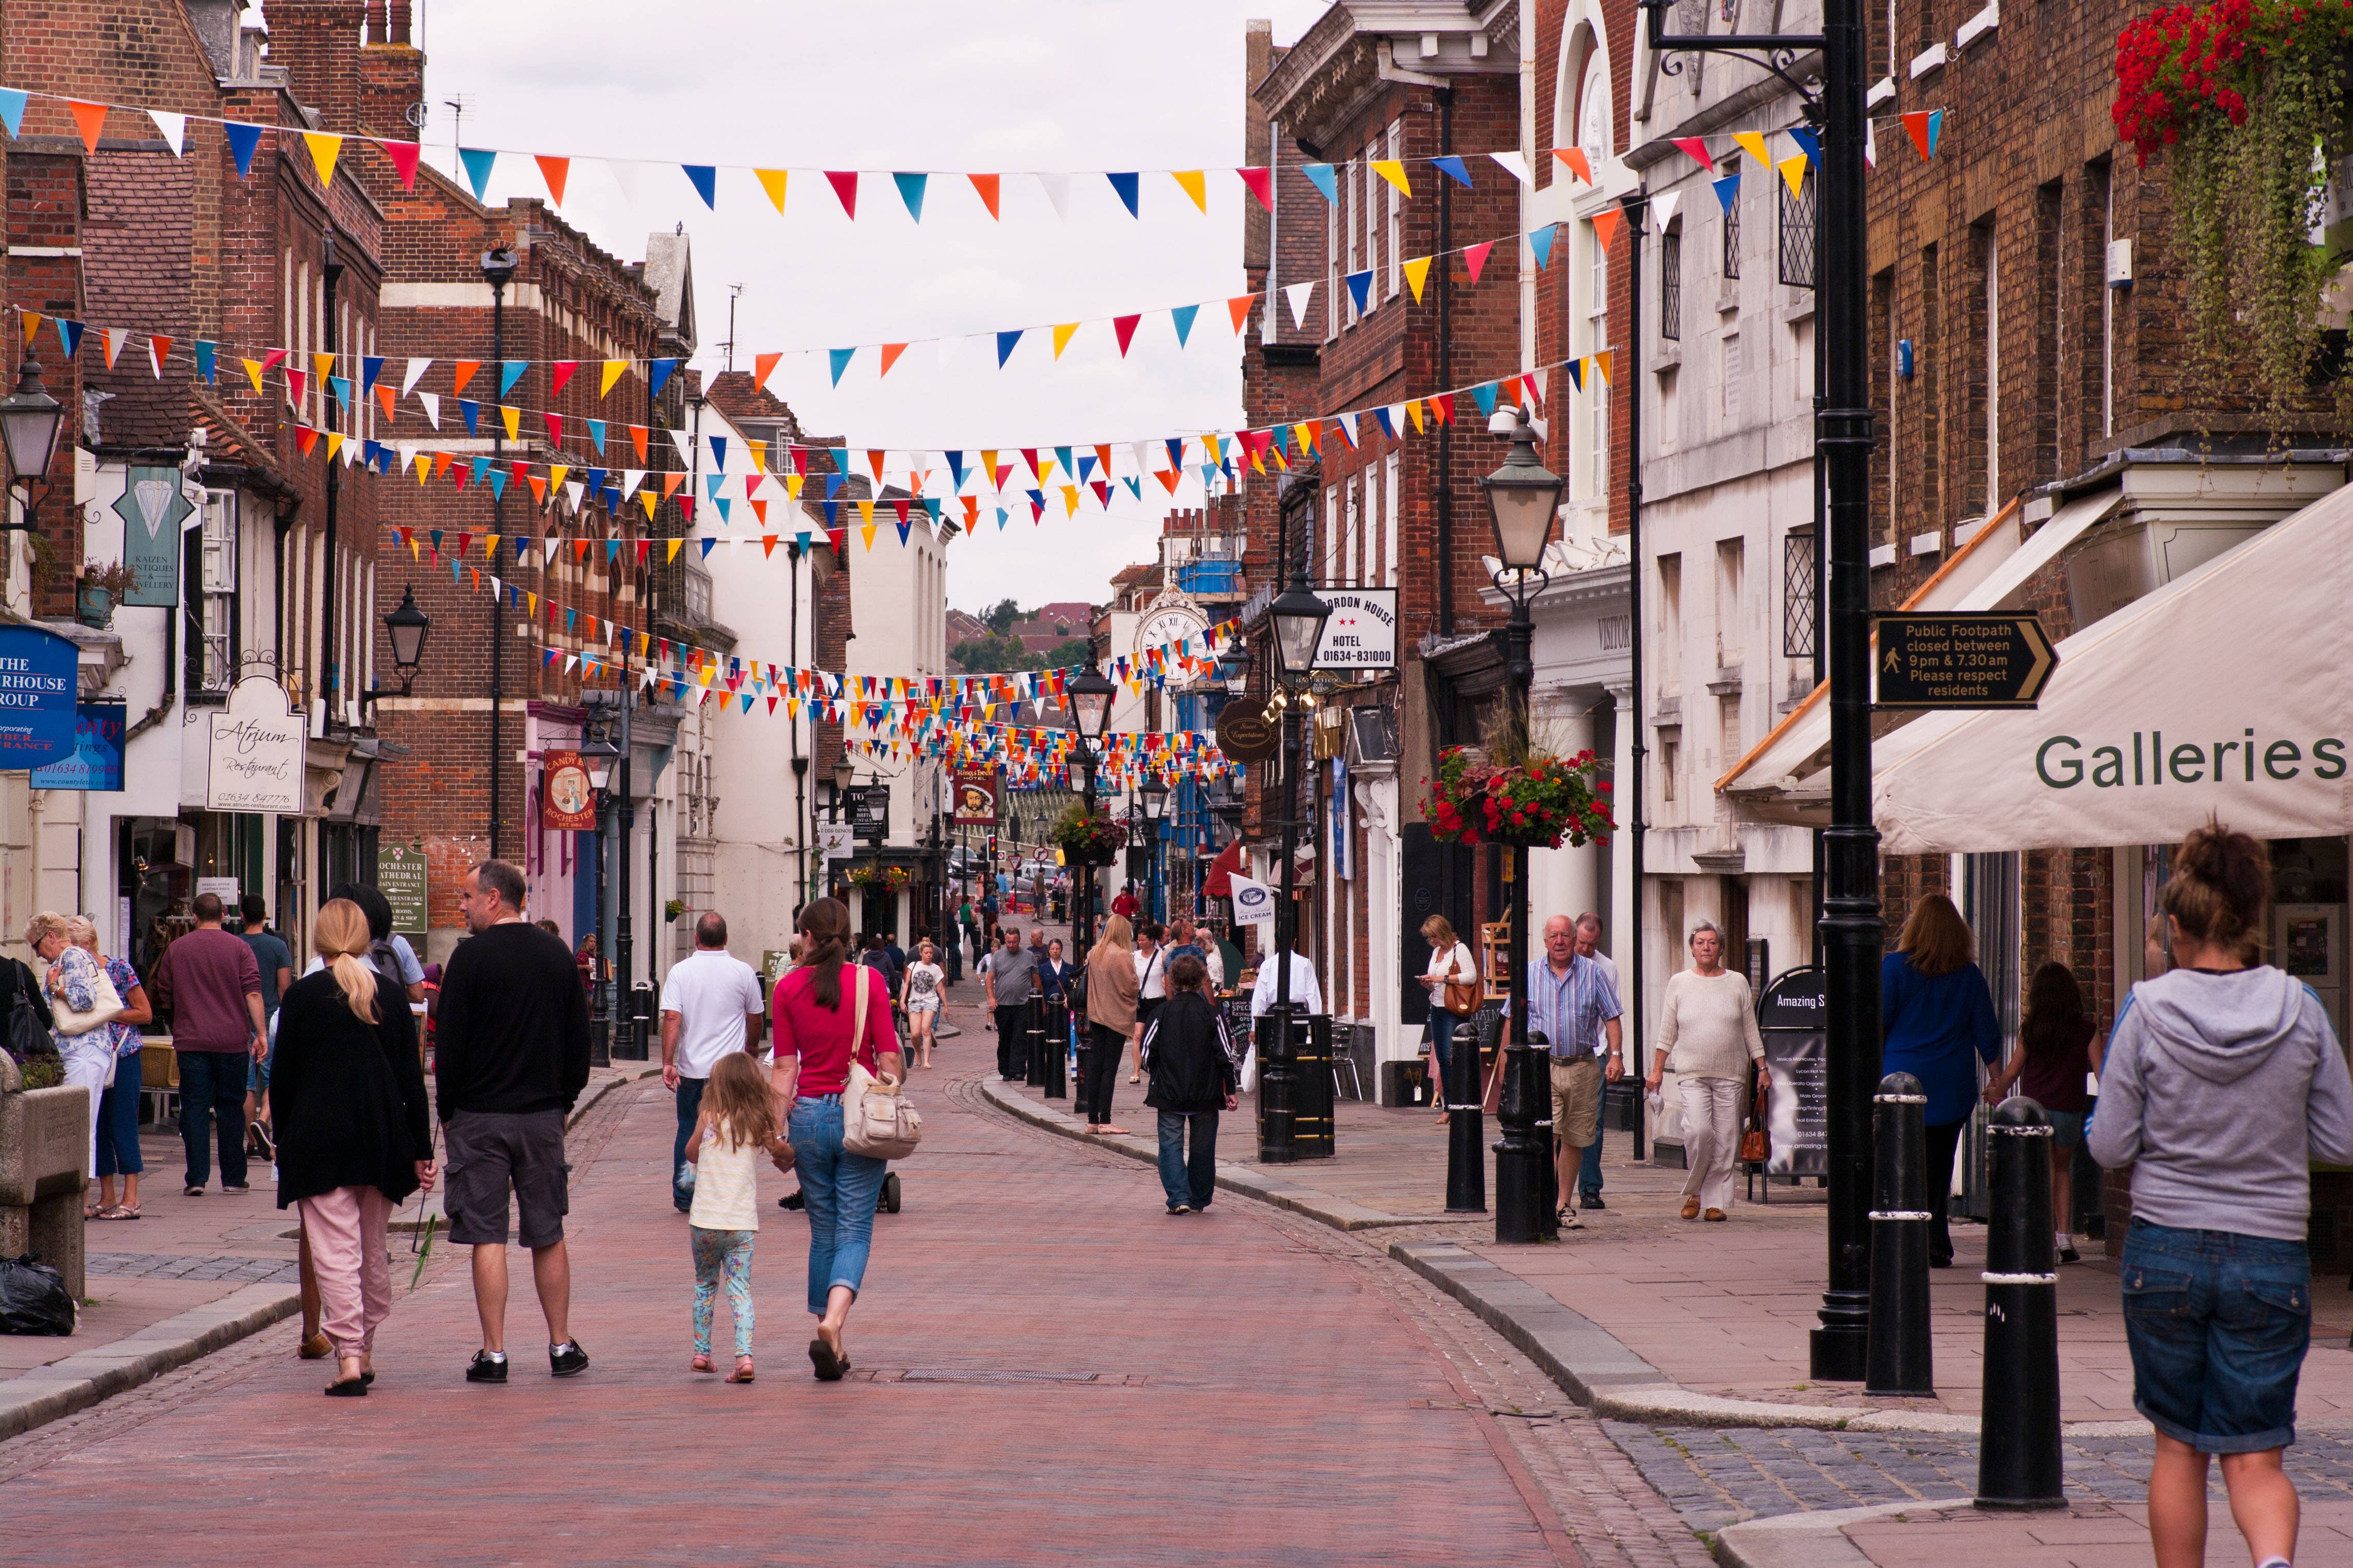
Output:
[1718, 487, 2121, 820]
[1871, 481, 2353, 854]
[1205, 838, 1243, 897]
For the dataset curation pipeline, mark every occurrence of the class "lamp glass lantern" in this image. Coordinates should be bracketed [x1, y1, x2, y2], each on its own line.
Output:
[1268, 571, 1332, 684]
[1480, 408, 1563, 575]
[1068, 660, 1116, 743]
[0, 357, 65, 490]
[580, 733, 623, 797]
[1138, 775, 1170, 822]
[832, 755, 856, 796]
[384, 585, 430, 683]
[1216, 645, 1252, 697]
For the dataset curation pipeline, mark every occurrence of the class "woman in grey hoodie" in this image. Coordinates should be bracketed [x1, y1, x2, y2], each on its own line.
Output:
[2090, 821, 2353, 1568]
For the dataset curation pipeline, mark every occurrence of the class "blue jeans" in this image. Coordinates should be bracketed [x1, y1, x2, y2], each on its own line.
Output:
[788, 1096, 887, 1316]
[2122, 1221, 2311, 1453]
[1156, 1109, 1218, 1210]
[1427, 1012, 1458, 1087]
[177, 1050, 248, 1189]
[96, 1050, 143, 1176]
[1580, 1134, 1604, 1200]
[672, 1075, 706, 1210]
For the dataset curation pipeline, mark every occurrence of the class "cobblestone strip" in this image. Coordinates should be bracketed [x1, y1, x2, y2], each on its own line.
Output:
[85, 1254, 300, 1283]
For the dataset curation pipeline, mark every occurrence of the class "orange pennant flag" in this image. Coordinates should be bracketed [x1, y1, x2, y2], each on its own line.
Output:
[879, 343, 908, 377]
[1553, 147, 1593, 185]
[968, 173, 1000, 220]
[753, 351, 782, 389]
[67, 101, 108, 156]
[536, 155, 570, 206]
[1591, 206, 1624, 253]
[1227, 294, 1256, 333]
[451, 360, 480, 395]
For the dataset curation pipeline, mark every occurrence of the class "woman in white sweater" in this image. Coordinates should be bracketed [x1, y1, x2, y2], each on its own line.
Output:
[1645, 921, 1765, 1221]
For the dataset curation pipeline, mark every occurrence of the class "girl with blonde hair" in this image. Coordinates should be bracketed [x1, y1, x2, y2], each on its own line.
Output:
[682, 1050, 793, 1381]
[267, 898, 434, 1396]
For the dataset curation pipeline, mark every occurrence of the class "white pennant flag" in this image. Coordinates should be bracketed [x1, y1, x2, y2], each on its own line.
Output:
[605, 158, 640, 208]
[400, 357, 433, 396]
[417, 391, 441, 429]
[1487, 150, 1530, 185]
[1650, 189, 1681, 231]
[1033, 171, 1069, 220]
[545, 536, 563, 565]
[148, 110, 186, 157]
[564, 482, 584, 516]
[622, 469, 646, 500]
[1284, 280, 1316, 330]
[1130, 439, 1155, 478]
[666, 428, 694, 467]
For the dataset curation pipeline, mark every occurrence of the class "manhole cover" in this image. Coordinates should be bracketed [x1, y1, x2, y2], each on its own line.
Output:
[896, 1369, 1104, 1384]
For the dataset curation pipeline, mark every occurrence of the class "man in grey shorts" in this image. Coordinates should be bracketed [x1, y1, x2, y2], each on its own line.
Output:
[435, 860, 593, 1383]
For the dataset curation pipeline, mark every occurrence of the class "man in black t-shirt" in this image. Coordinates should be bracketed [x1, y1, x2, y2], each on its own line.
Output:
[435, 859, 592, 1385]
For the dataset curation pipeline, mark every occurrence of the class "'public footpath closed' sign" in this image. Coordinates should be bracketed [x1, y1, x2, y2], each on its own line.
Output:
[1873, 612, 2057, 709]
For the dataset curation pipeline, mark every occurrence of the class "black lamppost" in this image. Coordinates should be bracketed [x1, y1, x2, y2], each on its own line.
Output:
[358, 585, 433, 708]
[480, 247, 517, 859]
[0, 355, 66, 537]
[1480, 406, 1563, 1243]
[1260, 562, 1332, 1165]
[1139, 773, 1169, 926]
[581, 726, 626, 1045]
[1067, 657, 1116, 954]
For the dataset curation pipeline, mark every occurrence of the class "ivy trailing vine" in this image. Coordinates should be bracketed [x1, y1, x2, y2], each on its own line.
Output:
[2115, 0, 2353, 410]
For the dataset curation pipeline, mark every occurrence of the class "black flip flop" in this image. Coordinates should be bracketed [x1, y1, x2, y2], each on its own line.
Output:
[324, 1377, 368, 1397]
[807, 1336, 847, 1382]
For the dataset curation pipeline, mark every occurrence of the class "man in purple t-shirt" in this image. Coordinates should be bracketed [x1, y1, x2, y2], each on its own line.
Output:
[151, 891, 266, 1194]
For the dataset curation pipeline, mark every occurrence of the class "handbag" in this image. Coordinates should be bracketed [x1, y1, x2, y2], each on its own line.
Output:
[1064, 958, 1089, 1016]
[1441, 947, 1479, 1018]
[50, 960, 126, 1039]
[840, 966, 921, 1160]
[1739, 1070, 1769, 1164]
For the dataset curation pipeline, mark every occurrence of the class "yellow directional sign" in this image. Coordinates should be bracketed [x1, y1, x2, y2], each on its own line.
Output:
[1872, 612, 2058, 709]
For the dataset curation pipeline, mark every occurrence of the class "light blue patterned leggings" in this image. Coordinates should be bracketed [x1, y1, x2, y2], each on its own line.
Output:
[690, 1226, 756, 1359]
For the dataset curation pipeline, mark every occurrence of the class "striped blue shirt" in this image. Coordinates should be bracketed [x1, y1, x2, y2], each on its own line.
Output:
[1524, 953, 1624, 1059]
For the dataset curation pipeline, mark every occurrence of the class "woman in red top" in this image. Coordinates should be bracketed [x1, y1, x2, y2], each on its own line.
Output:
[769, 897, 901, 1380]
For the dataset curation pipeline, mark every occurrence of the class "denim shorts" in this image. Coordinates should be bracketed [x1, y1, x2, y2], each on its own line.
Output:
[2121, 1220, 2311, 1453]
[2044, 1109, 2083, 1149]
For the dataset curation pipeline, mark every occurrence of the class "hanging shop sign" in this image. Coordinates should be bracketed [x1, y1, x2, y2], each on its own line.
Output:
[847, 784, 891, 843]
[1755, 966, 1828, 1178]
[30, 700, 126, 790]
[1872, 612, 2056, 710]
[111, 465, 194, 608]
[1313, 587, 1399, 671]
[379, 842, 428, 936]
[542, 749, 598, 832]
[204, 675, 305, 813]
[952, 768, 1000, 826]
[0, 624, 81, 769]
[1215, 702, 1278, 764]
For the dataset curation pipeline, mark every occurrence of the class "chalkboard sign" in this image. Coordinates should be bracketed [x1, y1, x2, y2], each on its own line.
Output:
[1755, 965, 1828, 1177]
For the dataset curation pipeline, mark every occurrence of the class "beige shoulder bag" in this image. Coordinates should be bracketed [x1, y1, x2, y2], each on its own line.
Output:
[841, 965, 921, 1160]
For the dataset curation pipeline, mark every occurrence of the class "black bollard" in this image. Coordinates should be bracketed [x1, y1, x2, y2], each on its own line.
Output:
[1534, 1039, 1558, 1241]
[1977, 1096, 2065, 1510]
[1022, 996, 1048, 1087]
[1445, 1006, 1496, 1213]
[1043, 1002, 1068, 1099]
[1258, 1010, 1298, 1164]
[1866, 1071, 1935, 1396]
[1494, 1043, 1552, 1242]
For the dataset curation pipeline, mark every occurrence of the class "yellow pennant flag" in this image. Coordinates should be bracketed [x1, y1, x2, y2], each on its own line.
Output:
[1778, 151, 1810, 200]
[241, 358, 267, 396]
[755, 168, 789, 214]
[303, 131, 343, 188]
[499, 405, 520, 441]
[747, 439, 767, 473]
[548, 463, 569, 491]
[860, 524, 877, 551]
[413, 454, 431, 485]
[1406, 399, 1425, 433]
[785, 473, 805, 499]
[1060, 484, 1079, 517]
[324, 432, 343, 462]
[1370, 159, 1411, 198]
[1202, 433, 1223, 464]
[666, 538, 683, 562]
[1402, 255, 1433, 304]
[858, 499, 875, 525]
[1171, 169, 1207, 212]
[1051, 323, 1080, 359]
[641, 491, 659, 519]
[599, 360, 629, 398]
[527, 593, 538, 616]
[1731, 131, 1772, 168]
[1593, 349, 1614, 385]
[312, 351, 336, 382]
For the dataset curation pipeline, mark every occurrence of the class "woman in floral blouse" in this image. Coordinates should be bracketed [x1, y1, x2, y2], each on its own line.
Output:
[69, 917, 151, 1219]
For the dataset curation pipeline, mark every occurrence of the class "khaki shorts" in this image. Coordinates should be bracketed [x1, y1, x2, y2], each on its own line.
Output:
[1550, 1055, 1602, 1151]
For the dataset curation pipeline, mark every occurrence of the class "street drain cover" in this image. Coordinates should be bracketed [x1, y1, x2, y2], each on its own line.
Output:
[897, 1369, 1104, 1384]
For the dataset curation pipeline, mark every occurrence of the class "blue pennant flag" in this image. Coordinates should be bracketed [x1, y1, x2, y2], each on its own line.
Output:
[830, 447, 850, 474]
[1787, 126, 1821, 164]
[1471, 381, 1501, 419]
[706, 472, 725, 501]
[1345, 268, 1373, 315]
[603, 485, 620, 513]
[1431, 154, 1472, 188]
[996, 329, 1023, 367]
[328, 376, 352, 411]
[946, 450, 967, 487]
[1374, 406, 1396, 439]
[1123, 476, 1141, 500]
[1054, 446, 1073, 478]
[225, 122, 263, 179]
[1300, 163, 1338, 204]
[713, 498, 730, 523]
[195, 340, 217, 383]
[499, 360, 526, 396]
[470, 456, 491, 486]
[1025, 488, 1044, 511]
[584, 467, 607, 494]
[1077, 453, 1096, 483]
[487, 470, 508, 501]
[1713, 173, 1740, 212]
[1566, 359, 1585, 392]
[700, 538, 717, 560]
[53, 318, 82, 357]
[708, 435, 727, 471]
[587, 419, 606, 455]
[893, 171, 927, 221]
[0, 90, 25, 138]
[458, 147, 497, 201]
[824, 472, 844, 499]
[1528, 222, 1559, 270]
[1171, 304, 1198, 347]
[359, 356, 384, 397]
[824, 499, 840, 526]
[647, 358, 678, 398]
[1165, 437, 1184, 470]
[1106, 171, 1140, 218]
[682, 165, 717, 209]
[459, 399, 481, 436]
[896, 519, 912, 545]
[829, 347, 854, 386]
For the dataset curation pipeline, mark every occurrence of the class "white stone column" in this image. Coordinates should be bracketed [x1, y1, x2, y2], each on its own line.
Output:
[1605, 682, 1637, 979]
[1528, 694, 1598, 931]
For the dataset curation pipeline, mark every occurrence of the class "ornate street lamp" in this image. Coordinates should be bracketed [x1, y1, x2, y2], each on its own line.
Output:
[1268, 568, 1332, 684]
[359, 585, 433, 708]
[1217, 644, 1252, 697]
[0, 356, 65, 529]
[1066, 656, 1117, 953]
[1259, 504, 1330, 1162]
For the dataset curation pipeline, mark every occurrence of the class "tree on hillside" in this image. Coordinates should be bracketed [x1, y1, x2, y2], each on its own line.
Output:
[982, 597, 1022, 634]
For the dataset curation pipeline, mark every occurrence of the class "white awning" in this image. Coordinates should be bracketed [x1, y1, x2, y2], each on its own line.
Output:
[1872, 482, 2353, 854]
[1717, 487, 2121, 818]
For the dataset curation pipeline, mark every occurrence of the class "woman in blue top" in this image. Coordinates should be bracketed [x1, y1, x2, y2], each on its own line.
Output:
[1881, 892, 2000, 1267]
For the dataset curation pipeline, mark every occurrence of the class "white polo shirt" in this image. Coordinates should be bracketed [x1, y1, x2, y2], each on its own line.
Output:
[658, 947, 768, 1079]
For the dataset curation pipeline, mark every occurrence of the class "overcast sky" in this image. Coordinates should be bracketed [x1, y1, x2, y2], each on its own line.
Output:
[416, 0, 1331, 615]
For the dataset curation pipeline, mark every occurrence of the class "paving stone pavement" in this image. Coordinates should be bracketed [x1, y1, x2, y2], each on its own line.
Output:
[84, 1253, 302, 1284]
[1604, 1418, 2353, 1536]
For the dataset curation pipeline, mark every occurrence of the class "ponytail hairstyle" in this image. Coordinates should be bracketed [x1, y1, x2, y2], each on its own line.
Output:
[2162, 817, 2271, 964]
[796, 896, 853, 1011]
[313, 898, 379, 1025]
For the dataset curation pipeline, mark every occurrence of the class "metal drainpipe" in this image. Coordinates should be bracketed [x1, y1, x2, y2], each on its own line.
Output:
[322, 239, 341, 728]
[1621, 191, 1650, 1162]
[1437, 90, 1456, 636]
[487, 269, 506, 859]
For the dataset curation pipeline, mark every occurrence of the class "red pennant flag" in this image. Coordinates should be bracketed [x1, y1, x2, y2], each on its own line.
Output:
[1670, 136, 1716, 172]
[1902, 111, 1937, 161]
[967, 173, 1000, 219]
[1430, 393, 1455, 425]
[549, 360, 579, 397]
[1235, 166, 1273, 209]
[1021, 448, 1042, 480]
[825, 170, 858, 218]
[379, 139, 423, 190]
[754, 352, 782, 389]
[678, 497, 694, 524]
[294, 425, 319, 457]
[543, 413, 564, 445]
[1112, 315, 1141, 356]
[1462, 241, 1495, 285]
[636, 539, 651, 566]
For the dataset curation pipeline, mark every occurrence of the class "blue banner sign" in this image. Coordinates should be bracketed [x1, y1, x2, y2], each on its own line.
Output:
[0, 626, 79, 768]
[31, 701, 126, 790]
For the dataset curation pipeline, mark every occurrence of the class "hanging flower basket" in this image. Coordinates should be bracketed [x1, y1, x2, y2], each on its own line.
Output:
[1051, 804, 1128, 866]
[846, 864, 912, 890]
[1422, 745, 1613, 850]
[2113, 0, 2353, 407]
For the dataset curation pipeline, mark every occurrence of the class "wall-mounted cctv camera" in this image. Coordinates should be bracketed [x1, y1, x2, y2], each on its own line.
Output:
[1487, 410, 1518, 436]
[1526, 416, 1547, 443]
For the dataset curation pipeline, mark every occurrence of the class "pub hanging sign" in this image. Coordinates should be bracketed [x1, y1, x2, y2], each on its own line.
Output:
[205, 676, 305, 814]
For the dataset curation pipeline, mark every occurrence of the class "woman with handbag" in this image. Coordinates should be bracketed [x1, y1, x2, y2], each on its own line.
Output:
[29, 912, 128, 1215]
[270, 899, 433, 1396]
[1417, 917, 1478, 1127]
[768, 896, 902, 1382]
[1082, 914, 1141, 1135]
[1644, 921, 1765, 1222]
[71, 918, 152, 1221]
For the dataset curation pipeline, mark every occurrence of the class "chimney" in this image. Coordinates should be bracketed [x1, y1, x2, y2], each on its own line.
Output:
[263, 2, 365, 133]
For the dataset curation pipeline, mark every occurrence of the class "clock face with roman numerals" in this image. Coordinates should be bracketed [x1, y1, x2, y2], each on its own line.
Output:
[1135, 602, 1209, 657]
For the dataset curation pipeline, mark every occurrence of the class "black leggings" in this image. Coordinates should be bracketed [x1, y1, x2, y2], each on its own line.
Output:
[1925, 1119, 1965, 1261]
[1084, 1021, 1127, 1124]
